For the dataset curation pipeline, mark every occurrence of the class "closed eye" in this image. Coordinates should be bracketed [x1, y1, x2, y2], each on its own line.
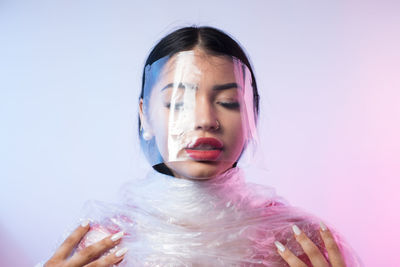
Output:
[218, 101, 240, 109]
[165, 102, 184, 110]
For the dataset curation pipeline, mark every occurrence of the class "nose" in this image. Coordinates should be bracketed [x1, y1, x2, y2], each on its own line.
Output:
[194, 96, 219, 131]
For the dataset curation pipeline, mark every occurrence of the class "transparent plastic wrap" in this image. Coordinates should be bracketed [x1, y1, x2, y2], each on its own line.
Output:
[139, 50, 259, 169]
[77, 167, 363, 266]
[63, 49, 363, 266]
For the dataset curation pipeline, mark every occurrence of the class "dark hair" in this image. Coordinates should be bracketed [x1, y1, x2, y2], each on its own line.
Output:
[138, 26, 260, 175]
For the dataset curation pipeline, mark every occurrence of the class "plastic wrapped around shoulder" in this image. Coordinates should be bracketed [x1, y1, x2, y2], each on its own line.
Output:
[77, 168, 363, 266]
[140, 50, 259, 166]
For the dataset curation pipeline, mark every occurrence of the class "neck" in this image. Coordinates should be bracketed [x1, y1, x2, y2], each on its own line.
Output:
[152, 162, 239, 180]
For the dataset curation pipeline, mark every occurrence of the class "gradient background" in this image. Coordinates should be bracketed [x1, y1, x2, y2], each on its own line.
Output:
[1, 1, 399, 266]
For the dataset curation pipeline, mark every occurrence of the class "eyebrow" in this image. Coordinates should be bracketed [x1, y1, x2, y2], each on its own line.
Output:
[212, 83, 240, 91]
[160, 82, 187, 91]
[160, 82, 240, 91]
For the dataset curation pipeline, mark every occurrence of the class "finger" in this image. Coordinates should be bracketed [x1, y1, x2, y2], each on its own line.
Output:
[319, 221, 346, 267]
[274, 241, 308, 267]
[52, 219, 91, 260]
[84, 247, 128, 267]
[292, 224, 330, 267]
[69, 231, 124, 266]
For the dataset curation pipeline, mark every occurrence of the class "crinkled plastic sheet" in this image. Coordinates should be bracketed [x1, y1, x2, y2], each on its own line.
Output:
[140, 50, 259, 166]
[76, 167, 363, 266]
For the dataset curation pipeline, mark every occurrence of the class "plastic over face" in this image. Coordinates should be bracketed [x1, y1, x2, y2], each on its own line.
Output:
[140, 50, 258, 178]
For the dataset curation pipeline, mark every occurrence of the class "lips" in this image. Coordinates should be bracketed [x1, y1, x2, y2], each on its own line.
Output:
[185, 137, 223, 161]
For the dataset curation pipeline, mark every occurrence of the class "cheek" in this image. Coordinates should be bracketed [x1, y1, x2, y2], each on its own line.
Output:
[152, 108, 197, 158]
[221, 115, 246, 153]
[150, 108, 170, 157]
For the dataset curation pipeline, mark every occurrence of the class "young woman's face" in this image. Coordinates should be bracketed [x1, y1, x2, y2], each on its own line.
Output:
[140, 49, 252, 179]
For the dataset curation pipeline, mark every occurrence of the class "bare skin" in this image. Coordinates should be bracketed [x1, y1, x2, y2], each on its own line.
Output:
[44, 222, 127, 267]
[275, 222, 346, 267]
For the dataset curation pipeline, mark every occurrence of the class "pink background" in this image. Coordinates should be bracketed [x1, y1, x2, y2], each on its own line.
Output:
[1, 1, 399, 266]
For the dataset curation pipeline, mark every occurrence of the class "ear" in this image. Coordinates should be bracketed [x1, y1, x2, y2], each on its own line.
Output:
[139, 98, 154, 140]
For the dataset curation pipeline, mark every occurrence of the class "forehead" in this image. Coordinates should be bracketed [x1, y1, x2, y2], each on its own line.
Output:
[142, 49, 250, 105]
[159, 50, 237, 83]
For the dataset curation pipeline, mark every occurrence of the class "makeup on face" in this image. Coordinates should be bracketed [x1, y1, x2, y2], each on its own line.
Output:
[141, 49, 258, 178]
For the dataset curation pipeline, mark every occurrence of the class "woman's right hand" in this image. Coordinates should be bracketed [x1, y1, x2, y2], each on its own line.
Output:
[44, 220, 128, 267]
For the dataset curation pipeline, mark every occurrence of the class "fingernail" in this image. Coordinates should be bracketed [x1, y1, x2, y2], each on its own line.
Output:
[111, 231, 124, 242]
[274, 241, 285, 252]
[115, 247, 128, 257]
[80, 219, 90, 227]
[320, 221, 327, 231]
[292, 224, 301, 236]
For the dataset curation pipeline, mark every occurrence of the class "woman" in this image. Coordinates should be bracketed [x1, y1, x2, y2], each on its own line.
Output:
[44, 26, 362, 266]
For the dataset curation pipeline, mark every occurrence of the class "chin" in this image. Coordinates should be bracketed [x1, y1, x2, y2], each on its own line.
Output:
[165, 160, 233, 180]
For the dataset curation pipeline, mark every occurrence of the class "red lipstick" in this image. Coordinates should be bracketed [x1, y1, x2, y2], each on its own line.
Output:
[185, 137, 223, 161]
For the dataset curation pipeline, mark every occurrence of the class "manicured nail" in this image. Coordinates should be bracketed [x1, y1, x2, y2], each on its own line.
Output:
[292, 224, 301, 236]
[115, 247, 128, 257]
[274, 241, 285, 252]
[320, 221, 327, 231]
[80, 219, 90, 227]
[111, 231, 124, 241]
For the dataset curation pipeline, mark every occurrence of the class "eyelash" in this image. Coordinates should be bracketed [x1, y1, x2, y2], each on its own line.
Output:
[218, 101, 240, 109]
[164, 101, 240, 110]
[165, 102, 184, 110]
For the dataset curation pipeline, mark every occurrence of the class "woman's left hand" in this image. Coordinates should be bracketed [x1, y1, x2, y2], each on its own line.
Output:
[274, 221, 346, 267]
